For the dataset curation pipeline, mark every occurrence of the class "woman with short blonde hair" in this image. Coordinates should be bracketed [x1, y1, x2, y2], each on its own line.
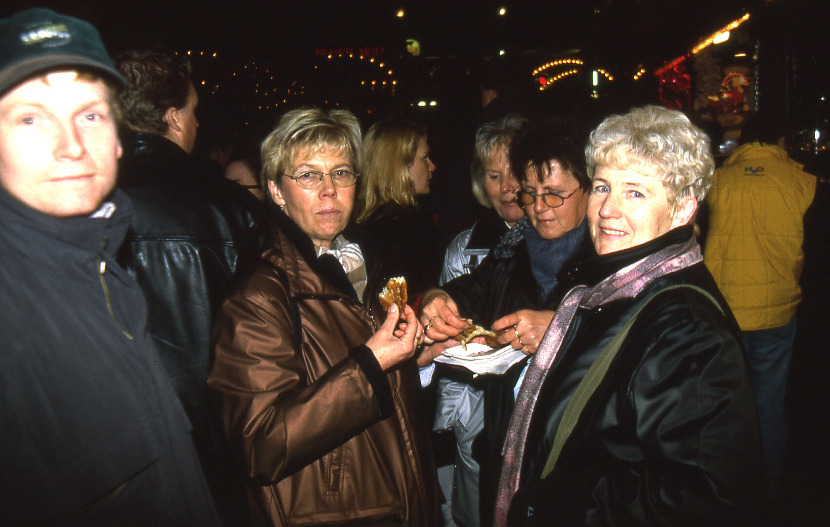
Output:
[209, 107, 441, 526]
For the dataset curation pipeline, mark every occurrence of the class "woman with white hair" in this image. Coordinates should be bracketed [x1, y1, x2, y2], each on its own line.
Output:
[493, 106, 767, 526]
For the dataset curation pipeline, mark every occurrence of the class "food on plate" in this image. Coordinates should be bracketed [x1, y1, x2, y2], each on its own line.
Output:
[378, 276, 407, 313]
[455, 319, 500, 350]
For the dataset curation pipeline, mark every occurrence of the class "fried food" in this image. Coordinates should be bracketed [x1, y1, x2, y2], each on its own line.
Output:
[455, 319, 500, 350]
[378, 276, 407, 313]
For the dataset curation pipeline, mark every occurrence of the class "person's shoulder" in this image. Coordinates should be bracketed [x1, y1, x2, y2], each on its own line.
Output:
[636, 264, 736, 329]
[447, 225, 474, 250]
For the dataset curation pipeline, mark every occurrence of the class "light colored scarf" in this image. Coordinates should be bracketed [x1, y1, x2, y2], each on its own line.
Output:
[493, 235, 702, 527]
[316, 235, 368, 300]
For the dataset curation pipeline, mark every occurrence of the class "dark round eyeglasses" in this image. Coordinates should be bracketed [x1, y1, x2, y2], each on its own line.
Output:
[517, 187, 580, 208]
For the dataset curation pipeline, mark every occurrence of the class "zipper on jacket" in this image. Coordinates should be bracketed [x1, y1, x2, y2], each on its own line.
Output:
[97, 245, 134, 341]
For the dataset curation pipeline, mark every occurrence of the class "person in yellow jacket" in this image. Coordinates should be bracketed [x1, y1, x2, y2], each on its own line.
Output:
[704, 114, 817, 495]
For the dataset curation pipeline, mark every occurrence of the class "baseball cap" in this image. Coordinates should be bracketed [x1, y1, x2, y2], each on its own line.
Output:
[0, 8, 125, 97]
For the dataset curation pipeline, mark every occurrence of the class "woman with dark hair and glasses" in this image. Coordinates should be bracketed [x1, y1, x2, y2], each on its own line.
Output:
[208, 108, 440, 526]
[418, 117, 591, 526]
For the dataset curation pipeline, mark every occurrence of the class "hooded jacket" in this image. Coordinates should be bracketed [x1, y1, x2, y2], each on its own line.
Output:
[207, 211, 441, 526]
[0, 187, 219, 525]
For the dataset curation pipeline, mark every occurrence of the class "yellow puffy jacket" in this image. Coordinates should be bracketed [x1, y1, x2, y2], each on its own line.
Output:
[704, 142, 815, 331]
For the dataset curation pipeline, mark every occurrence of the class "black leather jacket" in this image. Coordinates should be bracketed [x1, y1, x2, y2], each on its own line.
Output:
[117, 132, 265, 515]
[507, 228, 768, 526]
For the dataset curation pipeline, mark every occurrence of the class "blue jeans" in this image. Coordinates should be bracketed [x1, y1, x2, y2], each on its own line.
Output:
[741, 318, 796, 492]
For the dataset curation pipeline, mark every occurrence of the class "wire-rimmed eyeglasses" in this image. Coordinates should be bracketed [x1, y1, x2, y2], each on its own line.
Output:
[517, 187, 580, 208]
[282, 170, 359, 189]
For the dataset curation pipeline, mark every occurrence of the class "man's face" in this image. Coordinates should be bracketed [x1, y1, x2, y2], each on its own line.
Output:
[0, 71, 121, 217]
[178, 82, 199, 154]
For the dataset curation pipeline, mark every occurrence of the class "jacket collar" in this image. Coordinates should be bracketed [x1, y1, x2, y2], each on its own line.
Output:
[723, 142, 791, 166]
[467, 207, 512, 250]
[267, 207, 358, 300]
[0, 184, 131, 259]
[117, 132, 194, 188]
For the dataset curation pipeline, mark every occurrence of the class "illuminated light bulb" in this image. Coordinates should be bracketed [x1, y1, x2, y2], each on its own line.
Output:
[499, 7, 506, 16]
[713, 31, 730, 44]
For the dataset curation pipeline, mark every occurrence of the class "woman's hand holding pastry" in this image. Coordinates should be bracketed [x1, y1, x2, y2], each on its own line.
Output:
[367, 304, 421, 371]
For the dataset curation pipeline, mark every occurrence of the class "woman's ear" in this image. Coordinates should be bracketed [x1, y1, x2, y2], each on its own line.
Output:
[671, 196, 698, 228]
[268, 180, 285, 206]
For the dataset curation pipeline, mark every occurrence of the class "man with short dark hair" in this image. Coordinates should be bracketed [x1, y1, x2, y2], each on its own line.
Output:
[115, 48, 263, 522]
[0, 8, 220, 525]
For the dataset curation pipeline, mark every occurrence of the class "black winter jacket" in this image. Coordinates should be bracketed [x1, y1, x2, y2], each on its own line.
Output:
[440, 227, 588, 527]
[116, 132, 264, 514]
[0, 187, 219, 525]
[507, 228, 768, 526]
[353, 201, 444, 300]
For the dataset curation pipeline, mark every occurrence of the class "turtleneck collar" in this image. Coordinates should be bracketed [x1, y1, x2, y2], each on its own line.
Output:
[525, 220, 588, 303]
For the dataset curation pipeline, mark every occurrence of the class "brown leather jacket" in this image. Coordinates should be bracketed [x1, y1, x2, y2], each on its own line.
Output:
[208, 212, 440, 526]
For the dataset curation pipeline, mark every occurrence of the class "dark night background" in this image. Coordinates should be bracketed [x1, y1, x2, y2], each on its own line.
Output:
[3, 1, 829, 524]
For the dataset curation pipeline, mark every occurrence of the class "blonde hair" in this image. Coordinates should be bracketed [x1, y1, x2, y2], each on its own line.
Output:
[356, 120, 426, 223]
[585, 105, 714, 207]
[471, 113, 527, 208]
[261, 108, 362, 194]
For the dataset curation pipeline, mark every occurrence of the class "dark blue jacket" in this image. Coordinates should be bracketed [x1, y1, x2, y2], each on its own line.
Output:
[0, 187, 219, 526]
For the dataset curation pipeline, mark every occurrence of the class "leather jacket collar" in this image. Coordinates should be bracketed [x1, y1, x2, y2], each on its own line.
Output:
[269, 207, 359, 301]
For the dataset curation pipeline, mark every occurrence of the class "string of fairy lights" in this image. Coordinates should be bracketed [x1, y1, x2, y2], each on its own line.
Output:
[176, 48, 405, 124]
[174, 11, 755, 126]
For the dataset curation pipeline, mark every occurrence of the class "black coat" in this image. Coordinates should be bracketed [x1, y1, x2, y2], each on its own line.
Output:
[117, 132, 265, 515]
[440, 227, 588, 527]
[0, 187, 219, 525]
[507, 228, 768, 526]
[353, 201, 444, 301]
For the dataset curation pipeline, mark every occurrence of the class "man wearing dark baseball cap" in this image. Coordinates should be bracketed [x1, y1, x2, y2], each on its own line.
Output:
[0, 9, 220, 525]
